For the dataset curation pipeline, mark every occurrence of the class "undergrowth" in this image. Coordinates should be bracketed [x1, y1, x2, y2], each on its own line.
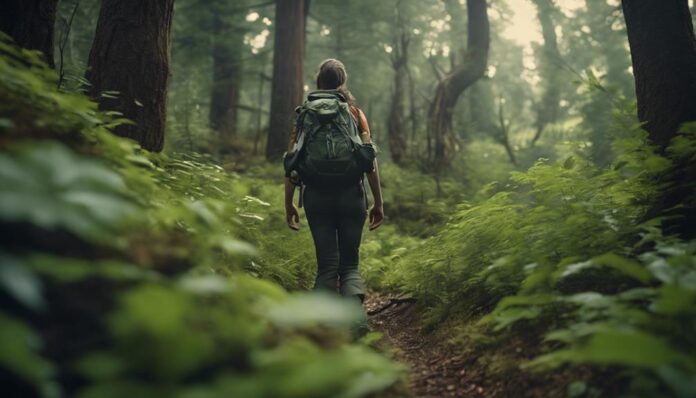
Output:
[4, 29, 696, 398]
[380, 98, 696, 395]
[0, 36, 402, 398]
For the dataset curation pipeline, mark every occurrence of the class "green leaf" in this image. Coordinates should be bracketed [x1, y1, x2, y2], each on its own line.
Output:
[0, 314, 54, 386]
[0, 142, 139, 245]
[243, 195, 271, 207]
[178, 275, 229, 295]
[267, 292, 364, 329]
[0, 255, 44, 311]
[567, 381, 587, 398]
[651, 285, 696, 316]
[528, 328, 694, 371]
[593, 253, 653, 283]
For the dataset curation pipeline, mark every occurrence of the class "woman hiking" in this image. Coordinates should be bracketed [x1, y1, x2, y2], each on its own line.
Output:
[283, 58, 384, 304]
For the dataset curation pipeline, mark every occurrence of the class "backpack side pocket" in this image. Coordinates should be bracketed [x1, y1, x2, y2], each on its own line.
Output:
[355, 143, 376, 173]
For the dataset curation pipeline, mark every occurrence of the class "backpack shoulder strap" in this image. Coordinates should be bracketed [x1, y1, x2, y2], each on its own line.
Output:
[291, 104, 311, 151]
[335, 103, 362, 146]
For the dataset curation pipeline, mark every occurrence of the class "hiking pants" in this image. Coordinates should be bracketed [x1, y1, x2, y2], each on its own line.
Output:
[303, 183, 367, 298]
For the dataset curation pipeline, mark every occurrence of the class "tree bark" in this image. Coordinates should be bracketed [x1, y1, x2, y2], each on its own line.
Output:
[622, 0, 696, 237]
[621, 0, 696, 148]
[426, 0, 489, 171]
[209, 13, 243, 152]
[266, 0, 305, 160]
[0, 0, 58, 67]
[495, 97, 518, 167]
[86, 0, 175, 152]
[530, 0, 562, 146]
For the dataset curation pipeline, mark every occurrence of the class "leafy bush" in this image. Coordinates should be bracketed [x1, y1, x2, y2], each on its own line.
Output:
[378, 162, 467, 237]
[382, 93, 696, 394]
[0, 35, 400, 398]
[517, 234, 696, 397]
[389, 127, 664, 319]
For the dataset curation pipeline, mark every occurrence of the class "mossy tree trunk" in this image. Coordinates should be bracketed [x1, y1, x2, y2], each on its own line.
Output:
[426, 0, 489, 172]
[86, 0, 175, 152]
[266, 0, 305, 160]
[0, 0, 58, 68]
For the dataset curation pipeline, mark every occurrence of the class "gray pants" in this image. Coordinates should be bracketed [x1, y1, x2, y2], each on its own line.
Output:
[303, 183, 367, 299]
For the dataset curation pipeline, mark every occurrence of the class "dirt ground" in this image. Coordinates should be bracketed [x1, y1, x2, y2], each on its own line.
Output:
[365, 294, 610, 398]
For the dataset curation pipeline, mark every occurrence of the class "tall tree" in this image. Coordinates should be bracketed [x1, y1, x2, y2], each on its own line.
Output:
[209, 9, 243, 152]
[86, 0, 175, 152]
[622, 0, 696, 237]
[530, 0, 562, 146]
[387, 2, 410, 165]
[0, 0, 58, 67]
[621, 0, 696, 148]
[266, 0, 305, 160]
[427, 0, 490, 171]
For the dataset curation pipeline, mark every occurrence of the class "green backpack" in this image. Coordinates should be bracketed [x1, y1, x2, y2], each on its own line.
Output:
[284, 90, 375, 187]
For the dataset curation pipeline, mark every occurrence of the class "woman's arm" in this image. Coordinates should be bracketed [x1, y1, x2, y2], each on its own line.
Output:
[366, 161, 384, 231]
[355, 108, 384, 231]
[285, 126, 300, 230]
[285, 178, 300, 230]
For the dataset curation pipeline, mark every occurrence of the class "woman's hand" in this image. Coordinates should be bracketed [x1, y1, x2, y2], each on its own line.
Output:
[368, 204, 384, 231]
[286, 204, 300, 231]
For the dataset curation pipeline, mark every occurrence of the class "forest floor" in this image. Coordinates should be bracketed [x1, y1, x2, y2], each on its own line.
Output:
[365, 294, 593, 398]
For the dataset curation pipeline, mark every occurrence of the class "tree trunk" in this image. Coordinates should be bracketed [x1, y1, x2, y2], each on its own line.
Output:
[387, 5, 409, 165]
[406, 63, 418, 151]
[388, 54, 408, 164]
[530, 0, 562, 146]
[427, 0, 489, 171]
[622, 0, 696, 237]
[86, 0, 175, 152]
[209, 14, 242, 153]
[622, 0, 696, 148]
[266, 0, 305, 160]
[495, 97, 518, 167]
[0, 0, 58, 67]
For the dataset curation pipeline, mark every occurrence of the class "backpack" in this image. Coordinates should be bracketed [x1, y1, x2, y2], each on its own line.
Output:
[284, 90, 375, 187]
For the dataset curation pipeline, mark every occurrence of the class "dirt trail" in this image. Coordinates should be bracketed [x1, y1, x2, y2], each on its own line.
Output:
[365, 294, 489, 398]
[365, 294, 582, 398]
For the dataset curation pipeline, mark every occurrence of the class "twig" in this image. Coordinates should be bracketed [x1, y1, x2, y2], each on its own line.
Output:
[367, 297, 417, 316]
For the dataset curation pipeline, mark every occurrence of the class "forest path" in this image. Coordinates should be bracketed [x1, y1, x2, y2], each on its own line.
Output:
[365, 294, 490, 398]
[365, 294, 582, 398]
